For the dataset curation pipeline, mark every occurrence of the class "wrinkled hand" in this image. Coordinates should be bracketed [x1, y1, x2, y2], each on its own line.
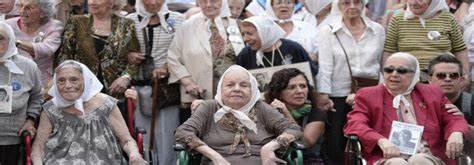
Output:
[124, 88, 138, 100]
[109, 76, 130, 95]
[317, 93, 335, 112]
[377, 138, 400, 159]
[261, 148, 286, 165]
[152, 66, 169, 79]
[181, 77, 205, 98]
[191, 99, 205, 113]
[270, 99, 290, 116]
[129, 153, 147, 165]
[345, 93, 356, 106]
[446, 132, 464, 159]
[128, 52, 145, 65]
[446, 104, 463, 116]
[19, 119, 36, 138]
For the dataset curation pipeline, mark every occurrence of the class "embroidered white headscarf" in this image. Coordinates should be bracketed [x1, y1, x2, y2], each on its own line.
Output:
[135, 0, 170, 29]
[246, 0, 266, 16]
[305, 0, 332, 15]
[48, 60, 104, 114]
[0, 21, 23, 74]
[383, 52, 420, 110]
[241, 16, 285, 66]
[404, 0, 448, 28]
[214, 65, 261, 133]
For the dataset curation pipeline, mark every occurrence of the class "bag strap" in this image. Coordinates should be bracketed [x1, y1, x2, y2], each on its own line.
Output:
[328, 25, 356, 93]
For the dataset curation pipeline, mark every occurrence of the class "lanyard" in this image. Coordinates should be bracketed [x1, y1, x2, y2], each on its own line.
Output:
[262, 46, 284, 68]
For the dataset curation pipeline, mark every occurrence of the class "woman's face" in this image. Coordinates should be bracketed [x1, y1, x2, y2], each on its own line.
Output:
[272, 0, 295, 20]
[198, 0, 222, 19]
[240, 23, 262, 51]
[142, 0, 164, 14]
[88, 0, 113, 15]
[383, 57, 415, 95]
[19, 0, 45, 24]
[407, 0, 431, 15]
[0, 0, 15, 14]
[56, 66, 84, 102]
[280, 75, 309, 109]
[221, 70, 252, 110]
[229, 0, 244, 19]
[338, 0, 364, 19]
[0, 30, 8, 57]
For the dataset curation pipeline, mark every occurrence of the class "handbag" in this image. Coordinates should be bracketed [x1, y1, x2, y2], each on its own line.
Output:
[332, 28, 378, 93]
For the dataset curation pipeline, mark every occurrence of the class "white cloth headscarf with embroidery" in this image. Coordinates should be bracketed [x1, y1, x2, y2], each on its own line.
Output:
[214, 65, 260, 133]
[305, 0, 331, 15]
[48, 60, 104, 114]
[136, 0, 171, 29]
[383, 52, 420, 110]
[0, 22, 23, 74]
[404, 0, 448, 28]
[242, 16, 285, 67]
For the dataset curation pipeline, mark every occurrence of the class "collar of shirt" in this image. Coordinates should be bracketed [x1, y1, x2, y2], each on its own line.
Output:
[330, 15, 379, 36]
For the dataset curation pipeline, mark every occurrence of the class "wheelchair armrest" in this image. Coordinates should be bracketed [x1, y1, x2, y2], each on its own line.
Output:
[173, 143, 187, 151]
[291, 141, 306, 150]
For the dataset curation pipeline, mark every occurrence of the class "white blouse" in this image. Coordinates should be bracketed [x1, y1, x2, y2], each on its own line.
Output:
[316, 17, 385, 97]
[286, 20, 318, 54]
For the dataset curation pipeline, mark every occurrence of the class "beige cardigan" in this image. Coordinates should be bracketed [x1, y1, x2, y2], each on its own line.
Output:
[167, 13, 244, 103]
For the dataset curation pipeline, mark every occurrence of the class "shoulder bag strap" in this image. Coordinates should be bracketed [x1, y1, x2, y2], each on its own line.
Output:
[328, 25, 356, 93]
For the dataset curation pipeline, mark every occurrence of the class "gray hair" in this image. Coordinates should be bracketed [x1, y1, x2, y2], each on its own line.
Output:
[35, 0, 56, 19]
[55, 60, 83, 74]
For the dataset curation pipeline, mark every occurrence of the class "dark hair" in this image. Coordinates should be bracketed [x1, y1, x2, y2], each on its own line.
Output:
[427, 54, 463, 76]
[0, 88, 6, 94]
[264, 68, 314, 104]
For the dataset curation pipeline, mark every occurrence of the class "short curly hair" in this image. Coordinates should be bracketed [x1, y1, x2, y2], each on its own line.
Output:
[264, 68, 314, 105]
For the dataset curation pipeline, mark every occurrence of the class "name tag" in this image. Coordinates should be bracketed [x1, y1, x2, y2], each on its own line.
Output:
[0, 85, 12, 114]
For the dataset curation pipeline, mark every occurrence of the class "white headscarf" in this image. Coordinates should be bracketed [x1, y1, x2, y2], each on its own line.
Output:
[305, 0, 332, 16]
[201, 0, 231, 42]
[242, 16, 285, 66]
[264, 0, 295, 23]
[404, 0, 448, 28]
[135, 0, 170, 29]
[462, 5, 474, 27]
[329, 0, 368, 23]
[214, 65, 260, 133]
[48, 60, 104, 114]
[0, 21, 23, 74]
[246, 0, 266, 16]
[383, 52, 420, 110]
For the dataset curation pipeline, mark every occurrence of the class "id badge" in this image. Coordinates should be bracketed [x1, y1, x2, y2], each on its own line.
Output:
[388, 121, 424, 155]
[0, 85, 12, 113]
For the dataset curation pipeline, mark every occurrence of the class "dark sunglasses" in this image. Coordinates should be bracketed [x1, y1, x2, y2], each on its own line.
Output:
[383, 67, 415, 74]
[431, 72, 461, 80]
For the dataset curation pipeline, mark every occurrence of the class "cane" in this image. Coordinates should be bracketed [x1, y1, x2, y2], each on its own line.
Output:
[149, 78, 159, 150]
[127, 97, 135, 138]
[22, 130, 32, 165]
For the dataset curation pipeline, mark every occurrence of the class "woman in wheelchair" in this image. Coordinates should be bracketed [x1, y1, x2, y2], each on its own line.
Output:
[174, 65, 302, 165]
[31, 60, 146, 164]
[264, 68, 326, 164]
[344, 52, 469, 165]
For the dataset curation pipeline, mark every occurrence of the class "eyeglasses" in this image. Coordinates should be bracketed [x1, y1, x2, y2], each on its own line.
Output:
[272, 0, 294, 5]
[432, 72, 461, 80]
[383, 67, 415, 74]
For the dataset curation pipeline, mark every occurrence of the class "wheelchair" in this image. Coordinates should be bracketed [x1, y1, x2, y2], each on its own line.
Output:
[173, 141, 306, 165]
[344, 135, 472, 165]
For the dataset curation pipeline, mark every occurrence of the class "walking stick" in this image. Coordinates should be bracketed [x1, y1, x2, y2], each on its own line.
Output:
[127, 98, 135, 138]
[149, 78, 159, 150]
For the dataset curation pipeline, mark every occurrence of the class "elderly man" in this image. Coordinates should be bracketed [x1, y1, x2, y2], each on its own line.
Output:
[428, 54, 474, 161]
[0, 0, 17, 20]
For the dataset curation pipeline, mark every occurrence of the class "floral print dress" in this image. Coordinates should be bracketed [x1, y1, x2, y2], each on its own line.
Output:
[41, 96, 126, 165]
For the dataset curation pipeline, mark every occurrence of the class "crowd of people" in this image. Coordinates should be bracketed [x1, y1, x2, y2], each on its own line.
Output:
[0, 0, 474, 164]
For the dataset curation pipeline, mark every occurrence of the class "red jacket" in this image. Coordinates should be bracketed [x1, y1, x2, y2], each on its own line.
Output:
[344, 83, 469, 165]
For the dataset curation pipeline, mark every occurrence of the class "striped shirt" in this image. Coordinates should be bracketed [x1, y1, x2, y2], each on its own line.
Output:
[127, 12, 185, 80]
[384, 11, 466, 69]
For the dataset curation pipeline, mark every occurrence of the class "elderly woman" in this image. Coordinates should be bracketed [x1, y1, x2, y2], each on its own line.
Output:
[0, 0, 18, 20]
[264, 68, 326, 165]
[383, 0, 470, 82]
[315, 0, 385, 164]
[229, 0, 246, 19]
[0, 22, 42, 165]
[56, 0, 140, 97]
[5, 0, 63, 86]
[236, 16, 317, 75]
[344, 52, 469, 165]
[126, 0, 184, 164]
[31, 60, 146, 164]
[175, 65, 302, 165]
[264, 0, 318, 61]
[303, 0, 332, 26]
[167, 0, 245, 106]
